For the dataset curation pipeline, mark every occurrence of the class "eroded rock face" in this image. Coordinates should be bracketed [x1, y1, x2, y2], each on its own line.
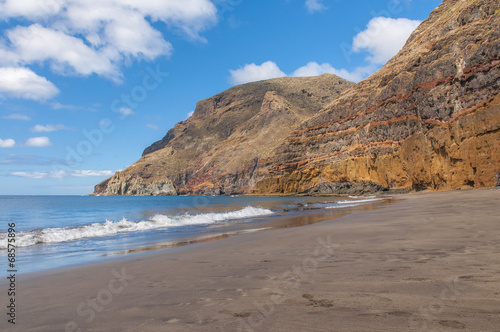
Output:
[94, 75, 354, 195]
[254, 0, 500, 194]
[306, 181, 387, 195]
[94, 173, 176, 196]
[94, 0, 500, 196]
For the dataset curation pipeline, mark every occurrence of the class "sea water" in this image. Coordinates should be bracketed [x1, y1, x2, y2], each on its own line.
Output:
[0, 195, 388, 273]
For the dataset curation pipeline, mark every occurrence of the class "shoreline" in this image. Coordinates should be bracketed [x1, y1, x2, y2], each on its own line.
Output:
[3, 189, 500, 331]
[8, 194, 396, 275]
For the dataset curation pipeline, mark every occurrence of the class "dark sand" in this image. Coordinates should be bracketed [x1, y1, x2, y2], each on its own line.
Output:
[3, 189, 500, 331]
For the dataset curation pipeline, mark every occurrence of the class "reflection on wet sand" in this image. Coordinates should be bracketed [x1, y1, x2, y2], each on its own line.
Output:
[104, 197, 397, 256]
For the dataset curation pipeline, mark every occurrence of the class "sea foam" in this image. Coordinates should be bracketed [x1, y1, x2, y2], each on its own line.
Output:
[0, 206, 273, 249]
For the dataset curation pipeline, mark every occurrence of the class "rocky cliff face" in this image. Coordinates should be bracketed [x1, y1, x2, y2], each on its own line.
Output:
[95, 0, 500, 196]
[255, 0, 500, 194]
[94, 75, 354, 195]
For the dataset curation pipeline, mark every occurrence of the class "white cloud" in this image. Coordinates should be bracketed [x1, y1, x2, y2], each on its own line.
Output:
[0, 0, 216, 99]
[104, 12, 172, 60]
[229, 61, 286, 85]
[186, 111, 194, 119]
[353, 17, 421, 65]
[0, 0, 218, 82]
[274, 16, 421, 83]
[229, 15, 421, 85]
[292, 62, 375, 82]
[11, 171, 47, 179]
[51, 102, 97, 112]
[71, 170, 114, 177]
[6, 24, 119, 79]
[2, 113, 31, 121]
[11, 170, 114, 179]
[0, 67, 59, 101]
[0, 0, 63, 20]
[31, 124, 74, 132]
[25, 136, 52, 147]
[0, 139, 16, 148]
[305, 0, 327, 13]
[230, 60, 374, 84]
[119, 107, 134, 116]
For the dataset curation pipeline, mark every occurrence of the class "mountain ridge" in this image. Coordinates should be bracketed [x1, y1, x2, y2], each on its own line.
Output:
[94, 74, 354, 195]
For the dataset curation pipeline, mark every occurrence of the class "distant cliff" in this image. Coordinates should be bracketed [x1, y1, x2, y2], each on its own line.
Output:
[95, 0, 500, 196]
[94, 75, 354, 195]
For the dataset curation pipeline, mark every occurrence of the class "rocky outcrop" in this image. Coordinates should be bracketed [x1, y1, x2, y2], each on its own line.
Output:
[95, 174, 176, 196]
[94, 0, 500, 196]
[306, 181, 387, 195]
[254, 0, 500, 194]
[94, 75, 354, 195]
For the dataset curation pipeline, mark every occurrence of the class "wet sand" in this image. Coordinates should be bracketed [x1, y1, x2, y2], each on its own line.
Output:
[4, 189, 500, 331]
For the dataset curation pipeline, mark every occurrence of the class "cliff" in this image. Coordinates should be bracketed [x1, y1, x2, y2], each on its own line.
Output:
[255, 0, 500, 194]
[94, 0, 500, 196]
[94, 75, 354, 195]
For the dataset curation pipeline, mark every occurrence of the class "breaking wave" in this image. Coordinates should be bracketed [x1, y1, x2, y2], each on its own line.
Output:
[0, 206, 274, 249]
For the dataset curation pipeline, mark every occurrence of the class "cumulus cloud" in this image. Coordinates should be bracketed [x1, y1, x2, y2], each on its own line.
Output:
[31, 124, 74, 132]
[229, 61, 286, 85]
[292, 62, 375, 82]
[0, 0, 63, 20]
[353, 17, 421, 65]
[0, 139, 16, 148]
[305, 0, 327, 13]
[230, 60, 374, 84]
[11, 170, 114, 179]
[241, 16, 422, 84]
[0, 0, 217, 82]
[25, 136, 52, 147]
[6, 25, 120, 79]
[0, 67, 59, 101]
[2, 113, 31, 121]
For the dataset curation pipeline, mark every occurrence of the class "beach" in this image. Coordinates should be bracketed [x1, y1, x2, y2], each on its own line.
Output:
[5, 189, 500, 331]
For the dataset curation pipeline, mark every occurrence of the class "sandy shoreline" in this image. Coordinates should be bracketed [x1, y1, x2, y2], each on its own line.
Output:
[3, 189, 500, 331]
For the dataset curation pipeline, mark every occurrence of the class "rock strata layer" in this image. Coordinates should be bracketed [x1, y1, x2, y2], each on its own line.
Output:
[254, 0, 500, 194]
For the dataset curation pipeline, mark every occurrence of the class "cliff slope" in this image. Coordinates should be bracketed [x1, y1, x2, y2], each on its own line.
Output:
[94, 75, 354, 195]
[255, 0, 500, 194]
[95, 0, 499, 196]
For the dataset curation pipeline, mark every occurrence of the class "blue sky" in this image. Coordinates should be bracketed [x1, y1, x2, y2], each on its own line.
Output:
[0, 0, 440, 195]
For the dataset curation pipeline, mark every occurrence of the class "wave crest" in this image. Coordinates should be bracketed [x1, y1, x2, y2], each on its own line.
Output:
[0, 206, 273, 249]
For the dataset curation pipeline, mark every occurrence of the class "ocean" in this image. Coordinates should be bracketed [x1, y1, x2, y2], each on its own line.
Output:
[0, 195, 390, 273]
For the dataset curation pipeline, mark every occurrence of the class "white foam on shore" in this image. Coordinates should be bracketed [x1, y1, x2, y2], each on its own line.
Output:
[0, 206, 274, 249]
[325, 197, 386, 209]
[337, 198, 385, 204]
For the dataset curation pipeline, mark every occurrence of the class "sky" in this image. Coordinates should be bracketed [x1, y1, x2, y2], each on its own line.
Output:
[0, 0, 441, 195]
